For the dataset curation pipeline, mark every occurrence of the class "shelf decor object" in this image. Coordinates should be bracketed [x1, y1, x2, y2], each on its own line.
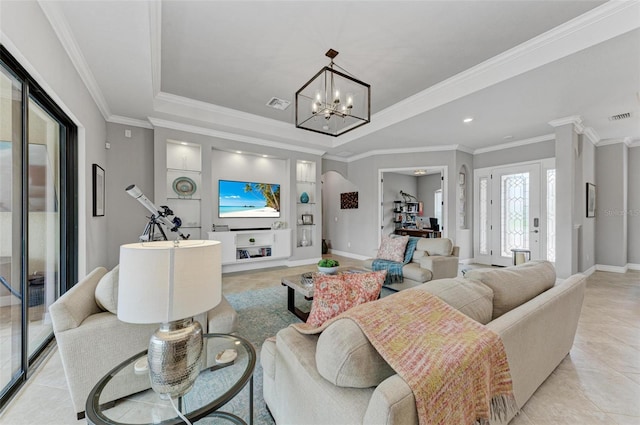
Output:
[295, 49, 370, 137]
[172, 176, 197, 197]
[300, 191, 309, 203]
[117, 240, 222, 399]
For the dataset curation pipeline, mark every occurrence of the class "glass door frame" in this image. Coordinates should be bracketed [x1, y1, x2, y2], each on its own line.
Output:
[0, 45, 78, 409]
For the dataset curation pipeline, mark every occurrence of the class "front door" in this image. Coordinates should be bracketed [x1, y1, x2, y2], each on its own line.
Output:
[474, 163, 542, 266]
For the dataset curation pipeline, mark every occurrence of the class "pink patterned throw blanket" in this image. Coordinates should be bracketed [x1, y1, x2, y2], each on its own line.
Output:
[293, 288, 517, 425]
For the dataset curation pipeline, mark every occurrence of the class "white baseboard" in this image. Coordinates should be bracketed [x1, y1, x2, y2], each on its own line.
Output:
[595, 264, 629, 274]
[328, 249, 370, 261]
[286, 258, 322, 268]
[458, 258, 475, 265]
[582, 265, 597, 276]
[628, 263, 640, 271]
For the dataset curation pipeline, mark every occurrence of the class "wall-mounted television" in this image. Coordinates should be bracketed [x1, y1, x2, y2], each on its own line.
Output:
[218, 179, 280, 218]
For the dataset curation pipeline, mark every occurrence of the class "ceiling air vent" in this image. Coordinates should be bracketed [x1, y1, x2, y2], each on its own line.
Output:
[266, 97, 291, 111]
[608, 112, 632, 121]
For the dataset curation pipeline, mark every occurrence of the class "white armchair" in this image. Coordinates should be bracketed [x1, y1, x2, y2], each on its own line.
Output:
[50, 266, 238, 419]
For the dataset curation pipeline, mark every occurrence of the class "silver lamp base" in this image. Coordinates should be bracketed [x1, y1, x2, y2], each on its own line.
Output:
[148, 317, 203, 399]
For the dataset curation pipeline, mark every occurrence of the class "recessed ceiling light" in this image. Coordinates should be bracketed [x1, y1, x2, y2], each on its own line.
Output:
[180, 142, 188, 146]
[262, 155, 269, 158]
[236, 151, 242, 154]
[463, 117, 474, 124]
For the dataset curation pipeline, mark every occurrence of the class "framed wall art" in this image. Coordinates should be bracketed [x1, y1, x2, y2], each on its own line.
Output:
[340, 191, 358, 209]
[586, 183, 596, 218]
[92, 164, 105, 217]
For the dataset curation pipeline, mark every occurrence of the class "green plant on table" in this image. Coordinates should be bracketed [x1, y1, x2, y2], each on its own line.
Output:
[318, 259, 339, 268]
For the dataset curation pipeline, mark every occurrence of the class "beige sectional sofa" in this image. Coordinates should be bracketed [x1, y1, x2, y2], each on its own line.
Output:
[362, 237, 460, 291]
[50, 266, 239, 419]
[261, 260, 586, 424]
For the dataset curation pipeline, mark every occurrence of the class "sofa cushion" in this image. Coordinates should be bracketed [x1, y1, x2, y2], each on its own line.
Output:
[305, 271, 386, 328]
[464, 260, 556, 319]
[402, 262, 433, 283]
[95, 265, 119, 314]
[414, 238, 453, 257]
[314, 276, 494, 388]
[317, 319, 396, 388]
[415, 277, 493, 324]
[376, 235, 409, 263]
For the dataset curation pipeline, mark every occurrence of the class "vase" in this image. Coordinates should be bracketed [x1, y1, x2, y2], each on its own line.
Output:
[300, 192, 309, 203]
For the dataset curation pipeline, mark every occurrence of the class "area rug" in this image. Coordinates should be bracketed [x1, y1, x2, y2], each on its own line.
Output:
[216, 285, 393, 425]
[216, 285, 304, 425]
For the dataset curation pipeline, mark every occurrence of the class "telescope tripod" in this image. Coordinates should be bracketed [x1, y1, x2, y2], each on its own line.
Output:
[140, 215, 168, 241]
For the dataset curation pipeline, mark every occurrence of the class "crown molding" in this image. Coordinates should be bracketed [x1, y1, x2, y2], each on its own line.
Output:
[108, 115, 153, 129]
[149, 1, 162, 97]
[582, 127, 600, 145]
[38, 1, 111, 121]
[148, 117, 326, 156]
[330, 145, 462, 163]
[596, 137, 633, 147]
[332, 1, 640, 147]
[474, 134, 555, 154]
[548, 115, 583, 129]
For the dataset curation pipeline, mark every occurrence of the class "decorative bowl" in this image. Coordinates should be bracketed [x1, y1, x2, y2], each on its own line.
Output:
[317, 266, 338, 275]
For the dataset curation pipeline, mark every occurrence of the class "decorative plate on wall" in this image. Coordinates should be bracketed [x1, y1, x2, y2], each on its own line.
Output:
[172, 176, 197, 197]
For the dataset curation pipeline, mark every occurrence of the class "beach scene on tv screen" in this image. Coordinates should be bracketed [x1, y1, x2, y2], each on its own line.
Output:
[219, 180, 280, 218]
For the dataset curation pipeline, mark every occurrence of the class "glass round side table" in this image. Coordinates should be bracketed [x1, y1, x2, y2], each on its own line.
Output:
[86, 334, 256, 425]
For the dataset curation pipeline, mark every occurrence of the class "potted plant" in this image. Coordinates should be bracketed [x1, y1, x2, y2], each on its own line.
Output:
[249, 238, 255, 245]
[317, 258, 340, 274]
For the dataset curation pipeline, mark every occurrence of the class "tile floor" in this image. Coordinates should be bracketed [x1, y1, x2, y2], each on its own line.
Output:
[0, 257, 638, 425]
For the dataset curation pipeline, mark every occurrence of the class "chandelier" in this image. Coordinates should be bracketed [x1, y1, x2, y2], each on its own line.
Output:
[295, 49, 370, 137]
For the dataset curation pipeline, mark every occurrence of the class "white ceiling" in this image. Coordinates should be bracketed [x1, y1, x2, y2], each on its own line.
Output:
[41, 1, 640, 159]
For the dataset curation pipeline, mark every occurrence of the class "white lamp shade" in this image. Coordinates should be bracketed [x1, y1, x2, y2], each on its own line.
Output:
[117, 240, 222, 324]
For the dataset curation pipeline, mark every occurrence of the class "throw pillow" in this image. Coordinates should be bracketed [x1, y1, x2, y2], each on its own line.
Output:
[305, 271, 386, 328]
[376, 235, 409, 263]
[95, 265, 119, 314]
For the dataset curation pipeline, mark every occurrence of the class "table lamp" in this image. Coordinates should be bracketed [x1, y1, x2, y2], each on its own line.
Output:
[117, 240, 222, 399]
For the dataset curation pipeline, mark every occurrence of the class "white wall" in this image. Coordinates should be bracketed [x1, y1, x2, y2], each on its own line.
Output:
[1, 1, 107, 275]
[417, 173, 441, 222]
[321, 171, 358, 252]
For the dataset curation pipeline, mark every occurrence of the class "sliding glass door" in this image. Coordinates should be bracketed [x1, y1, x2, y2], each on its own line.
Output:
[0, 46, 77, 409]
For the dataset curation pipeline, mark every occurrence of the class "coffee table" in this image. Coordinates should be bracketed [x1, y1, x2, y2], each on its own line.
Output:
[86, 333, 256, 425]
[281, 268, 368, 321]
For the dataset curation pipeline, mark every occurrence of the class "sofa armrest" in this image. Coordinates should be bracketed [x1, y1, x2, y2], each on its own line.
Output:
[452, 246, 460, 257]
[486, 273, 586, 408]
[363, 374, 418, 425]
[50, 267, 107, 333]
[418, 255, 459, 280]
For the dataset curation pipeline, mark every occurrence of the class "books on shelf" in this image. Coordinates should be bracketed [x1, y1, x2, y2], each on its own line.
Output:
[237, 247, 272, 260]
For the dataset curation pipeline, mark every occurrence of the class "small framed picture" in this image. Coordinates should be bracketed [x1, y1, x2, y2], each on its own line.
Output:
[92, 164, 105, 217]
[302, 214, 313, 225]
[586, 183, 596, 218]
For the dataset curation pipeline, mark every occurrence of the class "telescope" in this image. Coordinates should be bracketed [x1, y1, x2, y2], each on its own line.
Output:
[125, 184, 190, 241]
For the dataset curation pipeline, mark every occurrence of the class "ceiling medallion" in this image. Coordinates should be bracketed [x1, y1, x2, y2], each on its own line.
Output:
[295, 49, 370, 137]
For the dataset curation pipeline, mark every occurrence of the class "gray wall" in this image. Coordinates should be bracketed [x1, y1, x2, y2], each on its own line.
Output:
[321, 171, 359, 251]
[474, 140, 556, 169]
[322, 159, 348, 178]
[579, 137, 596, 271]
[417, 173, 441, 222]
[629, 146, 640, 265]
[105, 123, 155, 269]
[2, 1, 107, 275]
[595, 143, 628, 268]
[331, 150, 456, 259]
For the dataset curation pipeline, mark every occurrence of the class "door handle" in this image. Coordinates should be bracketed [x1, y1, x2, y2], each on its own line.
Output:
[530, 230, 539, 233]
